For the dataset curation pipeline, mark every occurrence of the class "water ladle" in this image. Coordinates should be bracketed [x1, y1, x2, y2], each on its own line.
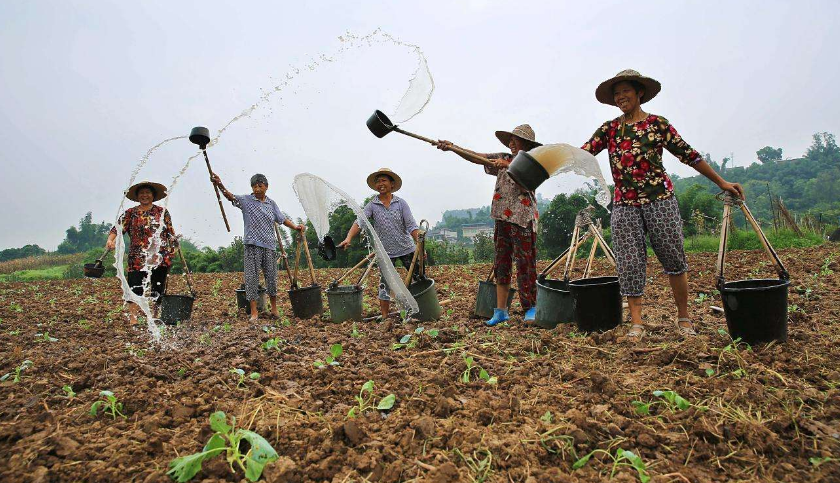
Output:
[366, 110, 488, 164]
[83, 247, 112, 278]
[318, 235, 336, 261]
[189, 126, 231, 232]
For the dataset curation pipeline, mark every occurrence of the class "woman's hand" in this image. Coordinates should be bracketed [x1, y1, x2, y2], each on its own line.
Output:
[210, 174, 223, 187]
[719, 181, 745, 200]
[337, 238, 352, 250]
[105, 238, 116, 250]
[492, 158, 510, 170]
[436, 140, 453, 151]
[296, 224, 306, 232]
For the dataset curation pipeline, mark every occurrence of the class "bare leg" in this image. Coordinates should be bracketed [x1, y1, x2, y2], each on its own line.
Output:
[627, 296, 643, 325]
[668, 272, 691, 327]
[379, 300, 391, 320]
[496, 283, 511, 310]
[269, 296, 279, 317]
[249, 300, 259, 320]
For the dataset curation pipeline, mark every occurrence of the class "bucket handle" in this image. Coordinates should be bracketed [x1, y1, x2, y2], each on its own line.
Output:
[176, 244, 197, 299]
[331, 252, 376, 288]
[715, 192, 789, 289]
[274, 224, 294, 287]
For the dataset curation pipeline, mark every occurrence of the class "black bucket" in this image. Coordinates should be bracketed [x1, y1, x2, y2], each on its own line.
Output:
[159, 295, 194, 325]
[318, 235, 337, 261]
[473, 281, 516, 318]
[189, 126, 211, 149]
[534, 278, 574, 329]
[721, 278, 789, 344]
[569, 276, 622, 332]
[289, 284, 324, 319]
[507, 151, 549, 192]
[236, 285, 267, 312]
[83, 263, 105, 279]
[366, 110, 395, 138]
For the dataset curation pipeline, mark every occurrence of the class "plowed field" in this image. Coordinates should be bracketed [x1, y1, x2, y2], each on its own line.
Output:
[1, 245, 839, 482]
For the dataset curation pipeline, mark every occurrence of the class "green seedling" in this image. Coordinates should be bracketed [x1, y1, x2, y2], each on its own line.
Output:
[460, 355, 497, 385]
[573, 447, 650, 483]
[62, 385, 76, 398]
[78, 319, 91, 330]
[211, 279, 222, 297]
[262, 337, 284, 351]
[392, 327, 438, 350]
[167, 411, 278, 482]
[346, 380, 396, 419]
[313, 344, 343, 368]
[540, 411, 553, 424]
[443, 341, 466, 355]
[177, 368, 187, 378]
[632, 389, 703, 415]
[809, 456, 837, 467]
[9, 302, 22, 313]
[461, 356, 476, 383]
[90, 390, 127, 419]
[454, 448, 493, 483]
[8, 329, 20, 336]
[694, 292, 709, 304]
[230, 368, 260, 388]
[478, 368, 498, 385]
[35, 332, 58, 343]
[350, 323, 364, 338]
[1, 360, 33, 383]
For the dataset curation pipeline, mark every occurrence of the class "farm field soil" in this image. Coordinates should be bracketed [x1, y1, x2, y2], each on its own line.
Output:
[1, 245, 839, 482]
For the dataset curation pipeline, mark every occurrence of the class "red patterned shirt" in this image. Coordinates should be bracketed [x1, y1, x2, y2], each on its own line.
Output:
[109, 204, 177, 271]
[484, 153, 539, 230]
[582, 114, 702, 206]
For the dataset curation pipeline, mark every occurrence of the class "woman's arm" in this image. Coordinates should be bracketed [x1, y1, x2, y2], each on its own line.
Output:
[282, 218, 305, 232]
[106, 212, 129, 250]
[338, 222, 361, 249]
[435, 140, 499, 167]
[691, 160, 744, 199]
[210, 174, 237, 203]
[581, 122, 610, 156]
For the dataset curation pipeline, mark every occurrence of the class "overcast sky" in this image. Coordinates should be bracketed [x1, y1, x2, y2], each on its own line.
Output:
[2, 0, 838, 251]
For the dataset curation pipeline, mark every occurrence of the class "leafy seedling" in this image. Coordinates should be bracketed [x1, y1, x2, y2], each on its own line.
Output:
[350, 323, 364, 338]
[313, 344, 343, 369]
[167, 411, 278, 482]
[1, 360, 33, 383]
[632, 389, 702, 415]
[90, 390, 127, 419]
[573, 447, 650, 483]
[461, 356, 476, 383]
[809, 456, 837, 467]
[540, 411, 553, 424]
[346, 380, 396, 419]
[262, 337, 284, 351]
[62, 385, 76, 398]
[230, 368, 260, 388]
[35, 332, 58, 343]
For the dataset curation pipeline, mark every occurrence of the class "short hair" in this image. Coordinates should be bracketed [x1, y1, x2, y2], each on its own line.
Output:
[250, 173, 268, 186]
[375, 174, 395, 183]
[628, 80, 646, 101]
[137, 184, 156, 197]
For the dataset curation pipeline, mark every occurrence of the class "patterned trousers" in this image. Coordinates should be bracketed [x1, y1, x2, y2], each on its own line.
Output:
[244, 244, 277, 301]
[610, 196, 688, 297]
[494, 220, 537, 310]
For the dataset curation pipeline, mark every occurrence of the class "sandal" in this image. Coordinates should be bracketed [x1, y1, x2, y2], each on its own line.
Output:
[626, 323, 645, 341]
[676, 317, 697, 337]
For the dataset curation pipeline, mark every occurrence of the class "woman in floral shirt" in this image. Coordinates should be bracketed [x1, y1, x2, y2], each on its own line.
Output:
[106, 181, 178, 325]
[582, 69, 744, 340]
[436, 124, 541, 326]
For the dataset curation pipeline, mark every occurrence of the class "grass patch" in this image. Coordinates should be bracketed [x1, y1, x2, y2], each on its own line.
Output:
[0, 265, 70, 282]
[685, 228, 824, 253]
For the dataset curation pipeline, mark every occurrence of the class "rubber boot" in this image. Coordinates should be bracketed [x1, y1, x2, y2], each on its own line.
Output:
[486, 308, 509, 327]
[524, 307, 536, 322]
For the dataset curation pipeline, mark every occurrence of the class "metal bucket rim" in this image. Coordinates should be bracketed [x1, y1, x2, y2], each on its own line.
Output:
[568, 276, 619, 288]
[289, 284, 321, 294]
[409, 278, 435, 296]
[721, 278, 790, 293]
[326, 285, 363, 295]
[536, 277, 570, 293]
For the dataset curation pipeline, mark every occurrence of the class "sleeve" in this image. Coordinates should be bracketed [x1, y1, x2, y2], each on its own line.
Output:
[271, 201, 287, 224]
[358, 202, 374, 227]
[231, 194, 245, 210]
[660, 117, 702, 166]
[482, 152, 509, 176]
[162, 209, 177, 248]
[581, 122, 610, 156]
[109, 210, 130, 236]
[400, 200, 419, 233]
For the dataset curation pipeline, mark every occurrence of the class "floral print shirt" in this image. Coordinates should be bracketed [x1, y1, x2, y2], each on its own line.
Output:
[484, 153, 539, 230]
[582, 114, 702, 206]
[109, 204, 177, 271]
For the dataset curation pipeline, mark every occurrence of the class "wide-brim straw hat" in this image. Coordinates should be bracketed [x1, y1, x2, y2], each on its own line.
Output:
[495, 124, 542, 150]
[595, 69, 661, 106]
[125, 181, 168, 202]
[366, 168, 403, 192]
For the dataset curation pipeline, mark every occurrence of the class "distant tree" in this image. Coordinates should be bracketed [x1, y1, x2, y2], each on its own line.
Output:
[538, 192, 609, 259]
[806, 132, 839, 161]
[756, 146, 783, 164]
[473, 232, 494, 262]
[0, 244, 47, 262]
[57, 212, 112, 254]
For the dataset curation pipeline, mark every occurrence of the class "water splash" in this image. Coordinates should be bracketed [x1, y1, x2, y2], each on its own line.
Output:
[527, 143, 611, 209]
[293, 173, 418, 315]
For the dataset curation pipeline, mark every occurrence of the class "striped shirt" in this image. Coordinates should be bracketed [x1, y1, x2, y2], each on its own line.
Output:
[232, 194, 287, 249]
[362, 195, 418, 258]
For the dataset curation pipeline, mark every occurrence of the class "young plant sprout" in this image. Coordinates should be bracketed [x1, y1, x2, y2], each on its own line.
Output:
[346, 380, 396, 419]
[392, 326, 439, 350]
[230, 368, 260, 388]
[632, 389, 701, 415]
[262, 337, 284, 351]
[167, 411, 278, 482]
[62, 385, 76, 398]
[460, 355, 497, 385]
[313, 344, 343, 368]
[1, 360, 33, 383]
[573, 447, 650, 483]
[90, 390, 127, 419]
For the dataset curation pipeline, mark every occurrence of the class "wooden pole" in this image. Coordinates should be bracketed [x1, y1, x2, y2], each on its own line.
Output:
[583, 235, 598, 278]
[357, 258, 376, 287]
[203, 150, 231, 232]
[333, 252, 376, 286]
[738, 202, 788, 278]
[715, 201, 732, 287]
[404, 244, 422, 286]
[177, 246, 197, 298]
[562, 224, 580, 280]
[274, 224, 293, 286]
[291, 234, 303, 289]
[300, 233, 318, 286]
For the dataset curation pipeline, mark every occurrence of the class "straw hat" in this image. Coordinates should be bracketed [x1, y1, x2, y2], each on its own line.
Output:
[125, 181, 168, 202]
[595, 69, 661, 106]
[366, 168, 403, 192]
[495, 124, 542, 150]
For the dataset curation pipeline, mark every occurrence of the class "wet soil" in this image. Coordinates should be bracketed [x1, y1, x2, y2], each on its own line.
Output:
[0, 245, 839, 482]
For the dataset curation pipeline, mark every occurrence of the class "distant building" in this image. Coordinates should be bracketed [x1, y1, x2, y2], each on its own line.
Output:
[428, 229, 458, 242]
[461, 223, 494, 240]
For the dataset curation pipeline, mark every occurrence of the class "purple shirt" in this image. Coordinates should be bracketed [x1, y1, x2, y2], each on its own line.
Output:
[362, 195, 419, 258]
[232, 194, 287, 249]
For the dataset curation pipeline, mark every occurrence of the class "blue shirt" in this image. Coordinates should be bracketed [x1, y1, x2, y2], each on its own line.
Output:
[362, 195, 419, 258]
[232, 194, 287, 249]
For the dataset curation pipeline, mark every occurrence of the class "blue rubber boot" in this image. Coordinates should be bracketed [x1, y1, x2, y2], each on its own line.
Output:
[524, 307, 536, 322]
[486, 308, 509, 327]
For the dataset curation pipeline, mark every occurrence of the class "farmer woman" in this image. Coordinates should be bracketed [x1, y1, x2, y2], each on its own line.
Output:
[581, 69, 744, 340]
[212, 173, 305, 321]
[106, 181, 178, 325]
[338, 168, 421, 321]
[436, 125, 541, 326]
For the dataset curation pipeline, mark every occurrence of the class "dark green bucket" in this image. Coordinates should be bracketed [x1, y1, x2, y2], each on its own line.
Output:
[474, 281, 516, 318]
[408, 279, 441, 322]
[326, 285, 363, 323]
[159, 295, 194, 326]
[289, 284, 324, 319]
[534, 278, 573, 329]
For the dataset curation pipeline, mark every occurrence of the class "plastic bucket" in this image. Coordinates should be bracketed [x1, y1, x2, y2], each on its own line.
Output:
[474, 281, 516, 318]
[721, 278, 789, 344]
[326, 285, 363, 323]
[289, 284, 324, 319]
[507, 151, 549, 191]
[569, 276, 622, 332]
[83, 263, 105, 278]
[159, 295, 194, 325]
[236, 286, 268, 312]
[409, 279, 441, 322]
[535, 278, 574, 329]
